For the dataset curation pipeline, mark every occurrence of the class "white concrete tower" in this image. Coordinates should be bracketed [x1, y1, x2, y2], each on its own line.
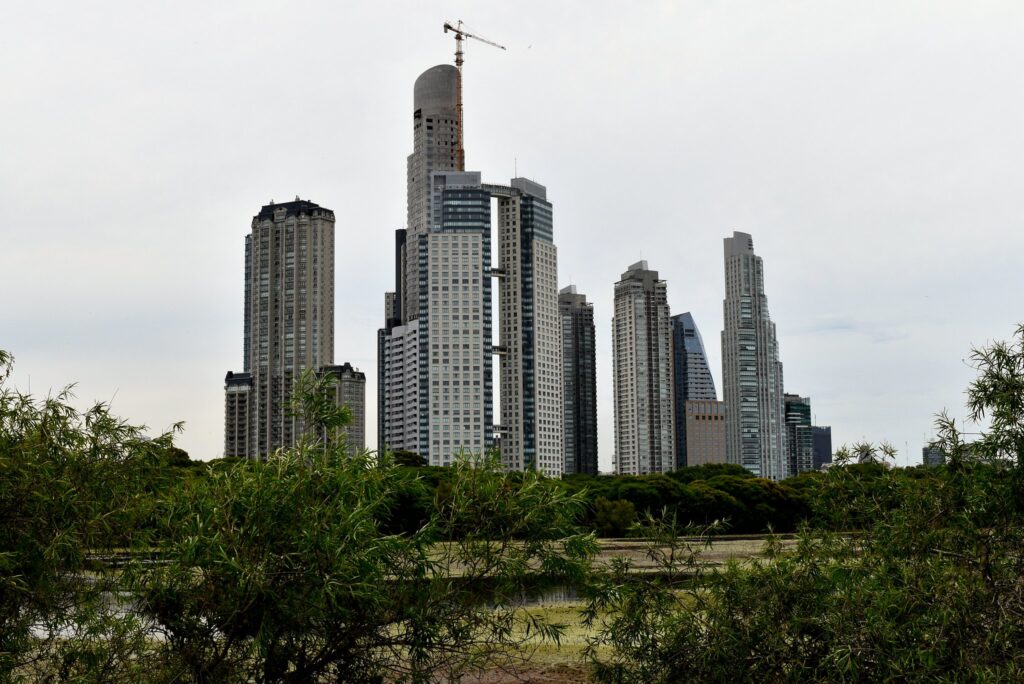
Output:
[721, 231, 787, 480]
[422, 171, 493, 465]
[491, 178, 562, 477]
[405, 65, 464, 325]
[381, 65, 465, 459]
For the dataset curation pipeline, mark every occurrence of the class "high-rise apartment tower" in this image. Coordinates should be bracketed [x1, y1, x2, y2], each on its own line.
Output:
[612, 261, 675, 475]
[319, 363, 367, 454]
[223, 199, 336, 458]
[405, 65, 464, 325]
[490, 178, 561, 476]
[721, 231, 787, 480]
[421, 171, 494, 465]
[559, 286, 598, 475]
[380, 65, 468, 460]
[812, 426, 833, 470]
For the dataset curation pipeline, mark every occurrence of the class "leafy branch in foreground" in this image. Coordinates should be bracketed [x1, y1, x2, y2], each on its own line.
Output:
[0, 350, 179, 682]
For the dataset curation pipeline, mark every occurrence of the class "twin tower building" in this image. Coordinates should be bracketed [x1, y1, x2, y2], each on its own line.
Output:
[222, 62, 809, 481]
[612, 233, 816, 481]
[376, 64, 596, 476]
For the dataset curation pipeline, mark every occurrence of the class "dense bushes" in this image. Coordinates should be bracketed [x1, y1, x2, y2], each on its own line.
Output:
[0, 355, 597, 683]
[587, 324, 1024, 682]
[561, 466, 812, 535]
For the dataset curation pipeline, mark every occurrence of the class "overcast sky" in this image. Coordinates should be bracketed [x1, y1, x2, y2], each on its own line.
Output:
[4, 1, 1023, 469]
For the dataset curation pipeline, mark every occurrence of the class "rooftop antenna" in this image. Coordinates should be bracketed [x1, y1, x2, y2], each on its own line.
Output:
[443, 20, 506, 161]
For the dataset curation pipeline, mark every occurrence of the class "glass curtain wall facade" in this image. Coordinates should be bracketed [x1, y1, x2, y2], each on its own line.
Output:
[784, 393, 813, 477]
[559, 286, 598, 475]
[671, 312, 717, 467]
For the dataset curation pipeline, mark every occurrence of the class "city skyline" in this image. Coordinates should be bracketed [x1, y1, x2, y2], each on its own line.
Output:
[5, 3, 1022, 470]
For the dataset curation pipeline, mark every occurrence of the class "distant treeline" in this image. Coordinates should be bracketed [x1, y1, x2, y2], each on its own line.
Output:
[180, 451, 941, 538]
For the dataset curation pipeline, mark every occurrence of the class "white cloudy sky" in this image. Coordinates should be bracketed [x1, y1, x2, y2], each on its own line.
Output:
[4, 1, 1023, 468]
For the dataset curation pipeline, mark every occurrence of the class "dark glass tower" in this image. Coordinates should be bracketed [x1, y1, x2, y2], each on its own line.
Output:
[559, 286, 598, 475]
[784, 394, 813, 477]
[812, 425, 832, 470]
[671, 312, 717, 468]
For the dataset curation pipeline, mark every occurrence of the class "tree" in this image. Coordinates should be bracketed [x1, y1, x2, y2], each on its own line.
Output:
[0, 350, 177, 681]
[126, 370, 599, 682]
[393, 449, 428, 468]
[592, 497, 636, 537]
[1, 360, 601, 682]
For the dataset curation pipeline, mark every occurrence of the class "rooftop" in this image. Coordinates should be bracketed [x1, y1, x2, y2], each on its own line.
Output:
[255, 198, 334, 222]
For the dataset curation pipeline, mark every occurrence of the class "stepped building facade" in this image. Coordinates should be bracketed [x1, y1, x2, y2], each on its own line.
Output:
[721, 231, 787, 480]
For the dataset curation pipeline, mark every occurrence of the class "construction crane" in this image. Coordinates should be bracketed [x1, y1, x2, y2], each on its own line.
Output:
[443, 20, 506, 160]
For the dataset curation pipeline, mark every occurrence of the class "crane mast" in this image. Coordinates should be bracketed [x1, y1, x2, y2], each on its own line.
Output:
[443, 20, 506, 164]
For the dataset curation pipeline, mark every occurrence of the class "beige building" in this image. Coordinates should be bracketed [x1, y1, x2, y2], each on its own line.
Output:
[684, 400, 727, 466]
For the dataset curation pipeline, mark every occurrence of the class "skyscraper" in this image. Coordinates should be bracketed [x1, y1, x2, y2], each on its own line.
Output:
[380, 65, 467, 461]
[223, 199, 336, 458]
[421, 170, 493, 466]
[319, 363, 366, 454]
[812, 425, 833, 470]
[922, 445, 946, 467]
[721, 231, 787, 480]
[379, 63, 563, 473]
[491, 178, 561, 476]
[223, 371, 252, 457]
[404, 65, 464, 325]
[612, 261, 675, 475]
[559, 286, 598, 475]
[671, 312, 719, 468]
[784, 393, 813, 477]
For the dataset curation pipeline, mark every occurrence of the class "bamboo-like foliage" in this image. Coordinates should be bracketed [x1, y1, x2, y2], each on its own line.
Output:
[0, 359, 599, 683]
[586, 325, 1024, 683]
